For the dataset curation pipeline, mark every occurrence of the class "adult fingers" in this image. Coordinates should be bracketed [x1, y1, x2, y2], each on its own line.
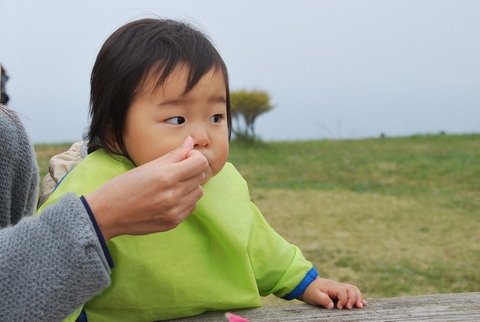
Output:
[154, 142, 208, 183]
[172, 184, 204, 221]
[155, 135, 208, 175]
[178, 150, 209, 182]
[176, 170, 206, 197]
[160, 135, 195, 163]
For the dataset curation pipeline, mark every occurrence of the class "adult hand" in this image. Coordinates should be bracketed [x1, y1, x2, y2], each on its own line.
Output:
[84, 136, 208, 240]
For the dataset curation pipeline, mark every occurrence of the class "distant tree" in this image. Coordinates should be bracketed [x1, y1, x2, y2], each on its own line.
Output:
[230, 89, 274, 140]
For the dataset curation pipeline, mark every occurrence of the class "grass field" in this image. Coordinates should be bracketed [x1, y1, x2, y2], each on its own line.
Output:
[34, 134, 480, 303]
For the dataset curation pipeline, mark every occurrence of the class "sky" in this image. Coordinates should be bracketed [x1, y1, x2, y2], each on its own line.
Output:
[0, 0, 479, 143]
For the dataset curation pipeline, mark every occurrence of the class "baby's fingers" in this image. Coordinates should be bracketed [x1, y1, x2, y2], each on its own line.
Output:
[308, 288, 335, 309]
[302, 278, 366, 310]
[331, 284, 348, 310]
[338, 284, 365, 310]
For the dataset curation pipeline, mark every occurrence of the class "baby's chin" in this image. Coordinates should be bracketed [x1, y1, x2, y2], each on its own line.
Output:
[201, 171, 215, 186]
[201, 163, 225, 185]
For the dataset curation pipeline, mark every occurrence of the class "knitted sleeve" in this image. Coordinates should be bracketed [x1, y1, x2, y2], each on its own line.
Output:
[0, 109, 111, 321]
[0, 193, 111, 321]
[0, 108, 38, 227]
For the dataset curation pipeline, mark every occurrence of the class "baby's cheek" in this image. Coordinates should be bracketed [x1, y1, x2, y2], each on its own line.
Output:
[216, 148, 230, 172]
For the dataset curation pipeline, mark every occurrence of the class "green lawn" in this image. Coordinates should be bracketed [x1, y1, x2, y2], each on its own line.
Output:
[35, 134, 480, 302]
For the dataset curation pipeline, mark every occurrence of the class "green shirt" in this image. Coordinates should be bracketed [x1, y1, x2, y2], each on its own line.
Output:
[39, 149, 315, 321]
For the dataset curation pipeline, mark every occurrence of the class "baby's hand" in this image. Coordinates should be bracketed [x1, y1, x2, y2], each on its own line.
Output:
[298, 277, 367, 310]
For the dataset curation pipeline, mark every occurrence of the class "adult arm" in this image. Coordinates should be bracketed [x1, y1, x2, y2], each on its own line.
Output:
[0, 194, 111, 321]
[1, 109, 106, 320]
[1, 126, 206, 321]
[1, 102, 207, 320]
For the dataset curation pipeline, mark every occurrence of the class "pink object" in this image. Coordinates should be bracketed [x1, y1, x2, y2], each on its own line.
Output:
[225, 312, 249, 322]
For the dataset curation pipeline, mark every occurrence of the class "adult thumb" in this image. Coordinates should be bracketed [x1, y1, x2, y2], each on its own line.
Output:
[160, 136, 194, 164]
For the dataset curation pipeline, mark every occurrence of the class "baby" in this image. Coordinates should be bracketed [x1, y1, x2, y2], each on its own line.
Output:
[38, 18, 366, 321]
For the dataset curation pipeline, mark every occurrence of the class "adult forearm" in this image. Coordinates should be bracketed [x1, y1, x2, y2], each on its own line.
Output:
[0, 194, 111, 321]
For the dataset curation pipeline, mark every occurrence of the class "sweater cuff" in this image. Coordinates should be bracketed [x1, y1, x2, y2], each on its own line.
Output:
[282, 267, 318, 300]
[80, 196, 115, 269]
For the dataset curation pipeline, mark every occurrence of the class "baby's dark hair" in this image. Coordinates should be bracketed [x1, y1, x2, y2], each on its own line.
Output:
[86, 18, 231, 155]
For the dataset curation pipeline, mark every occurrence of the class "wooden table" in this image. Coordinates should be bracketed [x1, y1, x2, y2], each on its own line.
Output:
[166, 292, 480, 321]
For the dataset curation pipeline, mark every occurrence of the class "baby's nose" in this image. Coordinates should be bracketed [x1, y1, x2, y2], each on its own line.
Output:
[192, 127, 209, 148]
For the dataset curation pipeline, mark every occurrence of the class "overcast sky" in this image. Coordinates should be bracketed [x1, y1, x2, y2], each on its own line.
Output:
[1, 0, 479, 143]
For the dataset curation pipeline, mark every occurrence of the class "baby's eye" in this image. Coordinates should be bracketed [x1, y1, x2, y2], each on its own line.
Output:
[166, 116, 185, 125]
[209, 114, 223, 123]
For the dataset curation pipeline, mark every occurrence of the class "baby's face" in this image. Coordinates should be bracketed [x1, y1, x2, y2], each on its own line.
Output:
[123, 66, 229, 183]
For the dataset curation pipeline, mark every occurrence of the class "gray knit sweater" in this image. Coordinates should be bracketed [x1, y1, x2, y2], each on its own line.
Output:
[0, 108, 111, 321]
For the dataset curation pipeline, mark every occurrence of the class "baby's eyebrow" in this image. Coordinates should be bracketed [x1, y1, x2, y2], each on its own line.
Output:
[158, 95, 226, 107]
[209, 95, 227, 103]
[157, 98, 185, 107]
